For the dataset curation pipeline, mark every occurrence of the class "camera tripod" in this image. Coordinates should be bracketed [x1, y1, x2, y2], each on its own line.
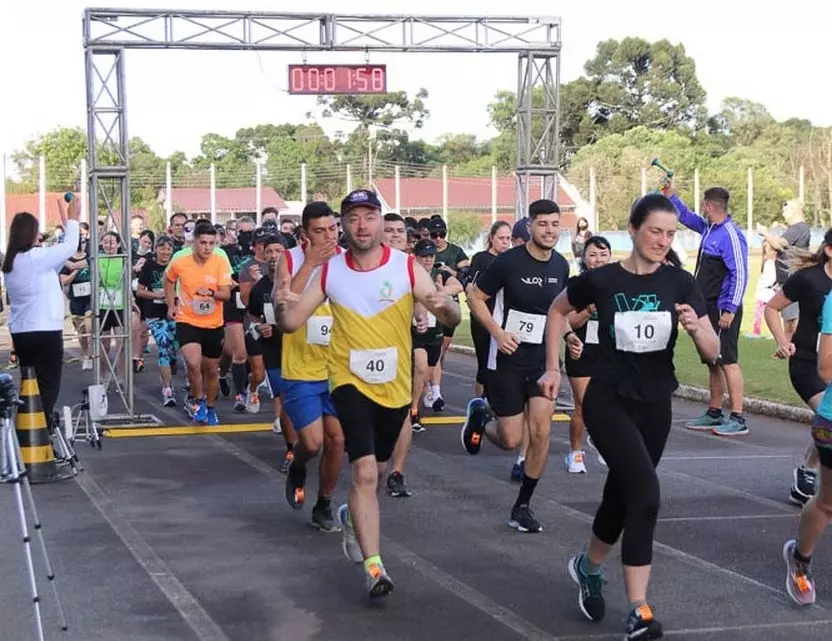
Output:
[62, 388, 103, 454]
[0, 375, 70, 641]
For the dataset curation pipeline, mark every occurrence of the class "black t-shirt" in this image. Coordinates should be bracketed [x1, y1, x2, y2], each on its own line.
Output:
[247, 275, 282, 369]
[564, 274, 602, 366]
[60, 255, 92, 315]
[782, 263, 832, 361]
[567, 262, 707, 401]
[775, 222, 811, 285]
[412, 266, 453, 345]
[137, 258, 170, 319]
[476, 244, 570, 369]
[469, 250, 498, 315]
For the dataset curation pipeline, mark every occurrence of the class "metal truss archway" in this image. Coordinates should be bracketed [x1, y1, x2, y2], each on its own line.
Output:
[83, 9, 563, 418]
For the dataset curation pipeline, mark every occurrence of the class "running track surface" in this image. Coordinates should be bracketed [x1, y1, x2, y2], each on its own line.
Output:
[0, 351, 830, 641]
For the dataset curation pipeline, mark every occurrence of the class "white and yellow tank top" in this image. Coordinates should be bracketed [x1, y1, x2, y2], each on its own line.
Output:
[323, 246, 415, 408]
[281, 245, 337, 381]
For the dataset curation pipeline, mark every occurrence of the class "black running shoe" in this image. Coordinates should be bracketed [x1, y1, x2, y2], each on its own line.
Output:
[411, 414, 425, 433]
[285, 461, 306, 509]
[568, 553, 605, 622]
[789, 466, 817, 506]
[432, 396, 445, 412]
[387, 472, 412, 498]
[279, 450, 294, 474]
[625, 604, 663, 640]
[461, 398, 490, 455]
[219, 376, 231, 398]
[508, 504, 542, 533]
[311, 502, 341, 532]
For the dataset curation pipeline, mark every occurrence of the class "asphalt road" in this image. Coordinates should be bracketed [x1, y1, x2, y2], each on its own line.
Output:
[0, 350, 830, 641]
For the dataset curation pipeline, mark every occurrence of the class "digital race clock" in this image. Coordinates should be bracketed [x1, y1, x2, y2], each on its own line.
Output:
[287, 64, 387, 95]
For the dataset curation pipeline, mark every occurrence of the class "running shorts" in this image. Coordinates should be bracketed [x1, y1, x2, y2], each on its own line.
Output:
[789, 357, 826, 404]
[331, 384, 408, 464]
[487, 364, 547, 418]
[266, 367, 286, 398]
[442, 324, 456, 339]
[223, 290, 245, 325]
[703, 303, 742, 366]
[245, 331, 263, 357]
[175, 323, 224, 359]
[283, 379, 337, 431]
[412, 335, 442, 367]
[99, 309, 124, 333]
[810, 414, 832, 469]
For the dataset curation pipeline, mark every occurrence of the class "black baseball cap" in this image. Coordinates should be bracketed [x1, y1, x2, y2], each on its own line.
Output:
[340, 189, 382, 215]
[512, 217, 531, 242]
[413, 239, 437, 257]
[253, 228, 271, 245]
[428, 218, 447, 235]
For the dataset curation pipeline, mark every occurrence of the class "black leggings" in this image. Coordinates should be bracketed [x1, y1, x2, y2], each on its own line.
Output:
[582, 382, 672, 567]
[470, 318, 491, 388]
[11, 331, 64, 429]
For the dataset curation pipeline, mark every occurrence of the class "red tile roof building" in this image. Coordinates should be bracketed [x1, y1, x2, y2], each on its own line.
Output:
[159, 187, 288, 219]
[373, 175, 577, 229]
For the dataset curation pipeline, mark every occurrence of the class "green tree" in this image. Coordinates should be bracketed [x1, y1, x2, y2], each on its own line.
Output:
[12, 127, 88, 192]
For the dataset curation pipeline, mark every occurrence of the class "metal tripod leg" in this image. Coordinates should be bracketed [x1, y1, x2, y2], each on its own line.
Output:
[3, 418, 70, 638]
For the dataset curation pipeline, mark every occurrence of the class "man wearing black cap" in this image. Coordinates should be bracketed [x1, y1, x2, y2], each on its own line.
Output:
[426, 217, 469, 411]
[462, 199, 571, 534]
[275, 188, 461, 597]
[276, 201, 345, 532]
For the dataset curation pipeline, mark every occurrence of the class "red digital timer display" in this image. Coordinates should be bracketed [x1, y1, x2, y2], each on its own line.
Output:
[287, 64, 387, 95]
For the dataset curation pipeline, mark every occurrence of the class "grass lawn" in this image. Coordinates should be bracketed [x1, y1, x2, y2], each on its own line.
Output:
[451, 252, 805, 407]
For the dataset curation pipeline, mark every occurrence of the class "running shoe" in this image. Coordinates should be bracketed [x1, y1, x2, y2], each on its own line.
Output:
[366, 561, 394, 598]
[81, 358, 93, 371]
[386, 471, 412, 498]
[510, 460, 525, 483]
[712, 417, 748, 437]
[279, 449, 294, 474]
[461, 398, 490, 455]
[789, 466, 817, 506]
[219, 376, 231, 397]
[193, 399, 208, 424]
[782, 539, 816, 606]
[508, 504, 542, 533]
[431, 395, 446, 412]
[411, 413, 425, 433]
[337, 504, 364, 563]
[567, 553, 605, 622]
[246, 391, 261, 414]
[422, 386, 434, 409]
[233, 393, 246, 413]
[625, 604, 663, 640]
[311, 502, 342, 533]
[206, 407, 219, 426]
[161, 388, 176, 408]
[285, 461, 306, 509]
[685, 409, 724, 431]
[272, 418, 282, 434]
[565, 451, 587, 474]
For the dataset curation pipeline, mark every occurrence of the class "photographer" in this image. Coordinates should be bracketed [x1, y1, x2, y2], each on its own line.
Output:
[2, 197, 81, 428]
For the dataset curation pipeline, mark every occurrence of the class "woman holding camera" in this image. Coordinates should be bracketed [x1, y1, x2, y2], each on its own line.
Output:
[2, 197, 80, 428]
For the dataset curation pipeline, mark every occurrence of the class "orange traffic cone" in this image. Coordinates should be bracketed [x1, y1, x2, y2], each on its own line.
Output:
[16, 366, 72, 484]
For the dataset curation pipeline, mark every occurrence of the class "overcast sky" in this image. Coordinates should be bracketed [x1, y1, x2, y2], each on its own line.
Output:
[1, 0, 827, 162]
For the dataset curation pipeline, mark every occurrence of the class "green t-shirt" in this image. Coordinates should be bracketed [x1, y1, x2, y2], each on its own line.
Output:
[99, 256, 126, 311]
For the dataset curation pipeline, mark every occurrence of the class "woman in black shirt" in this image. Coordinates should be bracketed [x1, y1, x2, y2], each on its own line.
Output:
[539, 194, 719, 640]
[563, 235, 611, 474]
[466, 220, 512, 399]
[764, 228, 832, 507]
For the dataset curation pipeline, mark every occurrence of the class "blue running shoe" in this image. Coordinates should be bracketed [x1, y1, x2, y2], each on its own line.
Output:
[193, 399, 208, 423]
[206, 407, 219, 426]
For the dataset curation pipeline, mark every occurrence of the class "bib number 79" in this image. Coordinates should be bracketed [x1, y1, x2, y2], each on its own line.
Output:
[518, 320, 535, 333]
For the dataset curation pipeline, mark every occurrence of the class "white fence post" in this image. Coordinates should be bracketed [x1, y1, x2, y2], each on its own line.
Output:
[491, 165, 498, 224]
[442, 165, 448, 223]
[210, 163, 217, 224]
[39, 155, 46, 231]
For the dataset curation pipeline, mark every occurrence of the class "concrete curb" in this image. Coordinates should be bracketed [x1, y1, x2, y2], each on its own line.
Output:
[448, 344, 813, 424]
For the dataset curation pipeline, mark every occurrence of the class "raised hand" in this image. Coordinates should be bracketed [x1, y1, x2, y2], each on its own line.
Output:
[306, 239, 338, 268]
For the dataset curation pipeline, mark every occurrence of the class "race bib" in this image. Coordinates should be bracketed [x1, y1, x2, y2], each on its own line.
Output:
[307, 316, 333, 346]
[505, 309, 546, 344]
[99, 288, 122, 308]
[152, 288, 165, 304]
[235, 291, 245, 310]
[263, 303, 276, 325]
[131, 277, 138, 292]
[350, 347, 397, 385]
[72, 282, 91, 298]
[192, 298, 216, 316]
[585, 319, 599, 345]
[614, 311, 671, 354]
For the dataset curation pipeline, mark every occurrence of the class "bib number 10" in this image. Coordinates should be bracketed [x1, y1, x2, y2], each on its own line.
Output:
[633, 323, 655, 340]
[614, 310, 671, 354]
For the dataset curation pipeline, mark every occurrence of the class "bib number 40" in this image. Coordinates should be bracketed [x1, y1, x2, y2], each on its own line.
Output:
[365, 359, 385, 373]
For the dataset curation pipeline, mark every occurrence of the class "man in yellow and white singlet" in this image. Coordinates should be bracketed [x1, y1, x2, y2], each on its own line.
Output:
[275, 189, 461, 598]
[276, 201, 345, 532]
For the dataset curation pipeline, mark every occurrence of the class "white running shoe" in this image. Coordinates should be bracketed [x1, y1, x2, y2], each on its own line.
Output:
[565, 451, 587, 474]
[337, 504, 363, 563]
[245, 391, 261, 414]
[422, 386, 435, 409]
[272, 417, 282, 434]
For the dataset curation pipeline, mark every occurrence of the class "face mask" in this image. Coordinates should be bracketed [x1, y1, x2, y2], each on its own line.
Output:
[237, 231, 253, 253]
[137, 245, 150, 256]
[184, 229, 194, 243]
